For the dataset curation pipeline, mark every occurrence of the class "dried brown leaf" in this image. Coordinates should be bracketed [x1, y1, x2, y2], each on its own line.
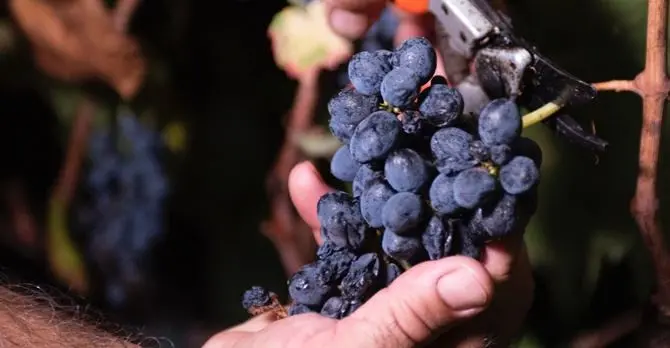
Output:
[9, 0, 146, 99]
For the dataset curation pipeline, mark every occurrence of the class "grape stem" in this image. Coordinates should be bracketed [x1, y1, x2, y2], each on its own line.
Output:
[593, 0, 670, 322]
[521, 101, 562, 128]
[398, 260, 412, 271]
[262, 68, 320, 277]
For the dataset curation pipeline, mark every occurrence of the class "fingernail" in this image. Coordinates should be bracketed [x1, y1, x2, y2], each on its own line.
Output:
[437, 266, 489, 312]
[329, 8, 369, 40]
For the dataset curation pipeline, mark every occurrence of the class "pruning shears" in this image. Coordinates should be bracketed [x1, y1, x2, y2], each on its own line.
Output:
[394, 0, 608, 152]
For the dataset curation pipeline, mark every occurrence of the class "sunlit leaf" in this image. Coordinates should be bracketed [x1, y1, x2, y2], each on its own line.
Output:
[293, 129, 341, 158]
[47, 198, 88, 294]
[268, 0, 353, 79]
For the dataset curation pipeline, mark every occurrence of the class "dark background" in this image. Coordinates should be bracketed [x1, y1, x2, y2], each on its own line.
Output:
[0, 0, 664, 347]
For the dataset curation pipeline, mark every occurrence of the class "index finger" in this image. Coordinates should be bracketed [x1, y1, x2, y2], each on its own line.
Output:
[481, 232, 525, 283]
[288, 161, 334, 241]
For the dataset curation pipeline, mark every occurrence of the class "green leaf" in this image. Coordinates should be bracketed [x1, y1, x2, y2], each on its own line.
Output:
[294, 129, 341, 158]
[47, 198, 88, 294]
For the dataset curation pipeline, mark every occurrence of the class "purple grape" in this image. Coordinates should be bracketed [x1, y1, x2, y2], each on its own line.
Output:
[429, 173, 460, 216]
[499, 156, 540, 195]
[380, 67, 421, 108]
[478, 98, 522, 146]
[394, 37, 437, 85]
[330, 145, 361, 182]
[384, 148, 431, 193]
[381, 192, 424, 235]
[360, 181, 396, 228]
[350, 110, 401, 163]
[418, 84, 464, 127]
[348, 51, 393, 95]
[452, 168, 497, 209]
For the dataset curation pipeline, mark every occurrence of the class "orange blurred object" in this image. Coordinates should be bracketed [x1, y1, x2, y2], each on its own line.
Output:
[393, 0, 430, 14]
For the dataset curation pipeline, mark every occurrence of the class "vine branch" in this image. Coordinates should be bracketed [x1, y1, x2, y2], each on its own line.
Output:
[570, 308, 643, 348]
[261, 68, 321, 276]
[593, 0, 670, 315]
[52, 0, 141, 206]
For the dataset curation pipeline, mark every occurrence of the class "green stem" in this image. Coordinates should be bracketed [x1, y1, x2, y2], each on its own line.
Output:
[398, 260, 412, 271]
[522, 101, 563, 128]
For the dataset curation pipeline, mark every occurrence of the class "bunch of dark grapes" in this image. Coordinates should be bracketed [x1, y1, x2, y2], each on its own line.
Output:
[79, 112, 169, 308]
[243, 37, 541, 320]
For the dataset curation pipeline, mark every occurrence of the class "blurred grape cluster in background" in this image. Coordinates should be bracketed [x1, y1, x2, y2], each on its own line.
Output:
[0, 0, 664, 346]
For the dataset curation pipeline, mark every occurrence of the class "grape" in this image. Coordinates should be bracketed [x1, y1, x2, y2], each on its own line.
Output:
[384, 148, 431, 193]
[317, 191, 351, 222]
[457, 233, 482, 260]
[288, 263, 335, 307]
[316, 243, 356, 281]
[380, 67, 421, 108]
[340, 253, 381, 300]
[375, 49, 396, 66]
[321, 297, 349, 319]
[346, 299, 363, 316]
[429, 174, 460, 216]
[382, 230, 424, 262]
[490, 144, 512, 165]
[418, 84, 464, 127]
[352, 164, 383, 197]
[430, 127, 477, 174]
[381, 192, 424, 235]
[350, 110, 401, 163]
[331, 145, 361, 182]
[80, 112, 168, 309]
[454, 222, 484, 260]
[478, 98, 522, 146]
[348, 51, 393, 95]
[360, 182, 396, 228]
[453, 168, 497, 209]
[241, 286, 272, 311]
[422, 216, 454, 260]
[400, 110, 425, 135]
[317, 192, 368, 250]
[320, 205, 368, 251]
[499, 156, 540, 195]
[471, 194, 518, 239]
[328, 87, 381, 143]
[385, 263, 402, 286]
[394, 37, 437, 85]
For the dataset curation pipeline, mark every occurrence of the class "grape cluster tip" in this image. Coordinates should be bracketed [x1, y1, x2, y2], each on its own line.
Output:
[244, 37, 542, 320]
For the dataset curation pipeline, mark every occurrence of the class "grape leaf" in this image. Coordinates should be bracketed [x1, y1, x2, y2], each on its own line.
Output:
[9, 0, 146, 100]
[268, 1, 353, 79]
[293, 127, 342, 158]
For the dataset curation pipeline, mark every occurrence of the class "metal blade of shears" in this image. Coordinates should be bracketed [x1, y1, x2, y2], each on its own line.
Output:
[429, 0, 608, 151]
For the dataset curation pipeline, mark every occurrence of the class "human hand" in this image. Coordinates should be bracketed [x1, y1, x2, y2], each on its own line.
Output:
[203, 161, 534, 348]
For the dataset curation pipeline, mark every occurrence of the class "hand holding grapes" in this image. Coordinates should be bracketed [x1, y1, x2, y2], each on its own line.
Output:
[203, 162, 533, 348]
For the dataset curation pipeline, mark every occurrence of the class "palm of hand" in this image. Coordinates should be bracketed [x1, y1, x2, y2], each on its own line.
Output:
[203, 162, 533, 348]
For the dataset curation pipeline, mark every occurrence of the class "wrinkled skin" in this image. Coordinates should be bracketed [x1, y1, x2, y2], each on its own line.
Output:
[203, 161, 533, 348]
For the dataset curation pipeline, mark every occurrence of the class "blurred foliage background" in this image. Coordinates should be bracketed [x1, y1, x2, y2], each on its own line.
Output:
[0, 0, 666, 347]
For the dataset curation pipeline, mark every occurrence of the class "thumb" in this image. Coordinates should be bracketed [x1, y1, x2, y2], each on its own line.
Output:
[336, 256, 493, 348]
[324, 0, 386, 40]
